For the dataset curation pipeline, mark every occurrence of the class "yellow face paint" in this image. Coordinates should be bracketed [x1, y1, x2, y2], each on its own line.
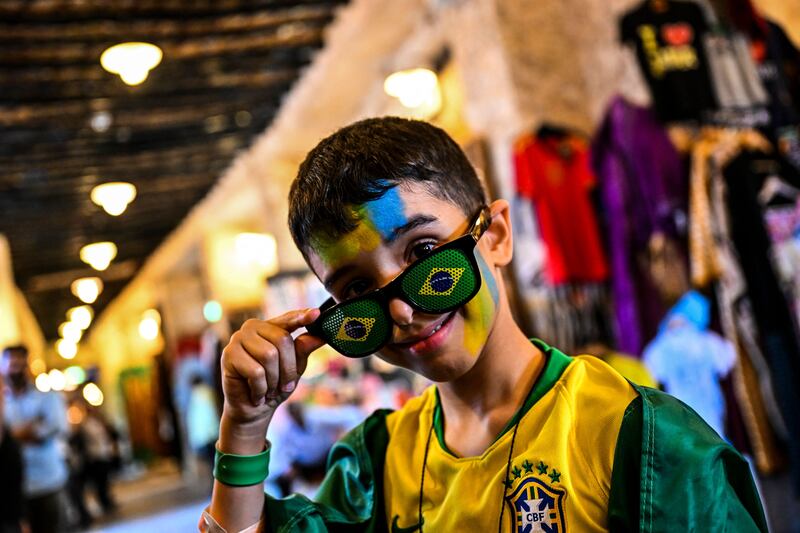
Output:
[312, 188, 409, 270]
[313, 207, 383, 267]
[462, 252, 500, 357]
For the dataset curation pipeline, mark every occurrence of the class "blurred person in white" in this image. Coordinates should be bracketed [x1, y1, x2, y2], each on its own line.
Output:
[1, 346, 68, 533]
[188, 375, 221, 474]
[80, 402, 119, 515]
[0, 371, 26, 533]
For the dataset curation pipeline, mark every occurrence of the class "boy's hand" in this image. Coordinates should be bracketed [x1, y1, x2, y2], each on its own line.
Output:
[220, 308, 323, 434]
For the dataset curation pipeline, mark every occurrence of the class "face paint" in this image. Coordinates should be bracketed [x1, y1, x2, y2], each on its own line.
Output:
[312, 188, 408, 269]
[461, 251, 499, 356]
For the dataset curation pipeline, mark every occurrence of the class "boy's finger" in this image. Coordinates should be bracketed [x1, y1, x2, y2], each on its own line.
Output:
[294, 333, 326, 376]
[266, 308, 321, 332]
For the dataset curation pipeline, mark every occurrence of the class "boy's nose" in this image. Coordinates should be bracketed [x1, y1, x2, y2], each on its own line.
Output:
[387, 297, 414, 328]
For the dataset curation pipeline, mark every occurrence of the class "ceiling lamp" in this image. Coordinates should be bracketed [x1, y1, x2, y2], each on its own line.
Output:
[58, 322, 83, 344]
[90, 182, 137, 216]
[100, 42, 163, 86]
[49, 369, 67, 391]
[83, 383, 104, 407]
[203, 300, 223, 323]
[234, 232, 279, 276]
[139, 309, 161, 340]
[56, 339, 78, 360]
[80, 242, 117, 271]
[35, 373, 51, 392]
[71, 277, 103, 304]
[67, 305, 94, 330]
[384, 68, 441, 118]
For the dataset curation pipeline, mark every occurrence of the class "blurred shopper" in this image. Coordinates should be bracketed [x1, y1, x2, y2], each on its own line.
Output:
[1, 346, 68, 533]
[80, 405, 118, 516]
[0, 372, 26, 533]
[187, 376, 219, 472]
[65, 402, 92, 531]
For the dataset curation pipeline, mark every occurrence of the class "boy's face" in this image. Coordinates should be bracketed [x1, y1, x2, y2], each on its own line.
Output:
[306, 183, 502, 382]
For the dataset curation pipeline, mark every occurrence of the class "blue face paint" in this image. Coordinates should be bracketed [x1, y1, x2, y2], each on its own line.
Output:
[363, 186, 408, 241]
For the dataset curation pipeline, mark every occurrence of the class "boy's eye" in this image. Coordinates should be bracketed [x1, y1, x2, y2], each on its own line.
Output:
[409, 241, 437, 262]
[342, 279, 371, 299]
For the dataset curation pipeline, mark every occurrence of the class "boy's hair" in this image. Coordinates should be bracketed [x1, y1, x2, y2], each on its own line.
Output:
[288, 117, 486, 256]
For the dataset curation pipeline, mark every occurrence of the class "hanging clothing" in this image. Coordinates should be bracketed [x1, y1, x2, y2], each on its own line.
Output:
[688, 128, 800, 488]
[591, 96, 688, 355]
[643, 291, 736, 438]
[513, 133, 608, 285]
[620, 0, 717, 121]
[722, 150, 800, 493]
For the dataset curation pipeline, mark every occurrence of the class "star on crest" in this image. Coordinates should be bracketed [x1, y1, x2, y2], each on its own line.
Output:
[522, 459, 534, 473]
[536, 461, 548, 475]
[503, 477, 514, 489]
[512, 465, 522, 479]
[548, 468, 561, 483]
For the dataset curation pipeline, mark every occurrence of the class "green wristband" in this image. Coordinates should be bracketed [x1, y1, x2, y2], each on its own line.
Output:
[213, 444, 270, 487]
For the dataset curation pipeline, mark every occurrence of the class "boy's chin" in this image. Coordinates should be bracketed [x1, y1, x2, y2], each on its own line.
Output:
[378, 342, 483, 383]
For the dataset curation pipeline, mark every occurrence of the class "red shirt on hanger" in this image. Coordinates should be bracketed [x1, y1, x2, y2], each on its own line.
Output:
[514, 134, 609, 284]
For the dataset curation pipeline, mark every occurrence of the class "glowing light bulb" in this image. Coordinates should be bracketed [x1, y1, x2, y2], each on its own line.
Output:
[203, 300, 223, 323]
[100, 42, 162, 86]
[383, 68, 441, 118]
[139, 309, 160, 340]
[67, 306, 94, 330]
[56, 339, 78, 360]
[79, 242, 117, 271]
[71, 277, 103, 304]
[49, 369, 66, 391]
[35, 373, 51, 392]
[234, 232, 278, 275]
[83, 383, 104, 407]
[90, 182, 137, 216]
[65, 366, 87, 387]
[58, 322, 83, 344]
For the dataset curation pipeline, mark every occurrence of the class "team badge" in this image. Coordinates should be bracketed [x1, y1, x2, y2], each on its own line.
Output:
[506, 476, 566, 533]
[419, 267, 464, 296]
[336, 317, 376, 342]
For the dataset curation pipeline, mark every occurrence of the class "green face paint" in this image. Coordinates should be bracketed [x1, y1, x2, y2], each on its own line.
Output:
[462, 252, 499, 357]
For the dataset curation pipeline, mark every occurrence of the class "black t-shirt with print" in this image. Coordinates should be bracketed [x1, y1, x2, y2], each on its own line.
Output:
[621, 0, 717, 121]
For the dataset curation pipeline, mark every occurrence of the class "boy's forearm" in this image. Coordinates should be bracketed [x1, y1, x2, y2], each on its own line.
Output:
[208, 413, 273, 532]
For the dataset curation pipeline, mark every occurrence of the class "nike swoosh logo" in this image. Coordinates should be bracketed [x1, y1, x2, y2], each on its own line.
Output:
[391, 515, 424, 533]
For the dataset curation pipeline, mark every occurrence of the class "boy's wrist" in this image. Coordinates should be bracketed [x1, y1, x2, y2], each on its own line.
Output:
[218, 411, 272, 455]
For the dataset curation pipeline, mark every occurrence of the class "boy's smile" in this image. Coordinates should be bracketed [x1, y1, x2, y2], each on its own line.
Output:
[306, 183, 501, 380]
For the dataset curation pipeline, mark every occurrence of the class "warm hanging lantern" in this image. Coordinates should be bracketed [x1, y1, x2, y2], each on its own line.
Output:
[90, 182, 137, 216]
[79, 242, 117, 271]
[71, 277, 103, 304]
[100, 42, 163, 86]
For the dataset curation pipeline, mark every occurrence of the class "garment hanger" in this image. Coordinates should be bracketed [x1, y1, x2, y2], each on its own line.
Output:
[758, 175, 800, 206]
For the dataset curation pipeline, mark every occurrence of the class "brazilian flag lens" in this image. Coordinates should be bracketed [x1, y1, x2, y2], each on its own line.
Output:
[401, 248, 478, 313]
[313, 298, 392, 358]
[311, 246, 481, 358]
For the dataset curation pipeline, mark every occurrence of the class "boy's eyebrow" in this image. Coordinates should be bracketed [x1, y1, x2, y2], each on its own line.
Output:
[385, 214, 438, 243]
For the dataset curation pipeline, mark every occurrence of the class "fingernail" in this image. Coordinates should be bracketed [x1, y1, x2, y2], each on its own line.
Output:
[282, 381, 296, 393]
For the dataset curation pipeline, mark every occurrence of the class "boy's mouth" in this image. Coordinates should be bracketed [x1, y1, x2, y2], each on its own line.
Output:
[392, 311, 457, 355]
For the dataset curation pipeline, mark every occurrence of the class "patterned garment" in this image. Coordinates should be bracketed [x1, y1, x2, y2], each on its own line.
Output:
[221, 340, 767, 533]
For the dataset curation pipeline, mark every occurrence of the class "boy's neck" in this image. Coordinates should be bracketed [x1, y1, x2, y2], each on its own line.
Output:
[437, 300, 544, 421]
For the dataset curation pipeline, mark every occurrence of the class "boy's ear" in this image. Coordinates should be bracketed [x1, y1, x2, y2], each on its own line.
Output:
[481, 199, 513, 267]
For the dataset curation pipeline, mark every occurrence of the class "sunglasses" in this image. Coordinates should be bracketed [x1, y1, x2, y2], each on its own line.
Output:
[306, 206, 492, 358]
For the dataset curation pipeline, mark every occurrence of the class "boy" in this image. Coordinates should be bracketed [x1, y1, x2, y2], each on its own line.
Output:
[202, 118, 767, 532]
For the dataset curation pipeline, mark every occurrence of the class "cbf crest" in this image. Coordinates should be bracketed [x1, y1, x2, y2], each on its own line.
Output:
[505, 468, 566, 533]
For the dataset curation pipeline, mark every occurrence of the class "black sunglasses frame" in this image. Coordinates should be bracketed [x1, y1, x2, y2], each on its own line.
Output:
[306, 206, 492, 355]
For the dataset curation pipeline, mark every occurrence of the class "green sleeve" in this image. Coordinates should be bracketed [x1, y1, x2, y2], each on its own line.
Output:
[263, 409, 391, 533]
[608, 385, 768, 532]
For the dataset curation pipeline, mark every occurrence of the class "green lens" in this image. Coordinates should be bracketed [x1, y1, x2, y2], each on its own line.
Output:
[401, 248, 478, 312]
[317, 298, 390, 357]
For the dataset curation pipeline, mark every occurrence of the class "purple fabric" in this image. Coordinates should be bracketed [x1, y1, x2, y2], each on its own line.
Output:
[591, 96, 687, 355]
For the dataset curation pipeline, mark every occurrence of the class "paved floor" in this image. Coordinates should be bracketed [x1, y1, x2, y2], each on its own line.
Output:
[80, 460, 210, 533]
